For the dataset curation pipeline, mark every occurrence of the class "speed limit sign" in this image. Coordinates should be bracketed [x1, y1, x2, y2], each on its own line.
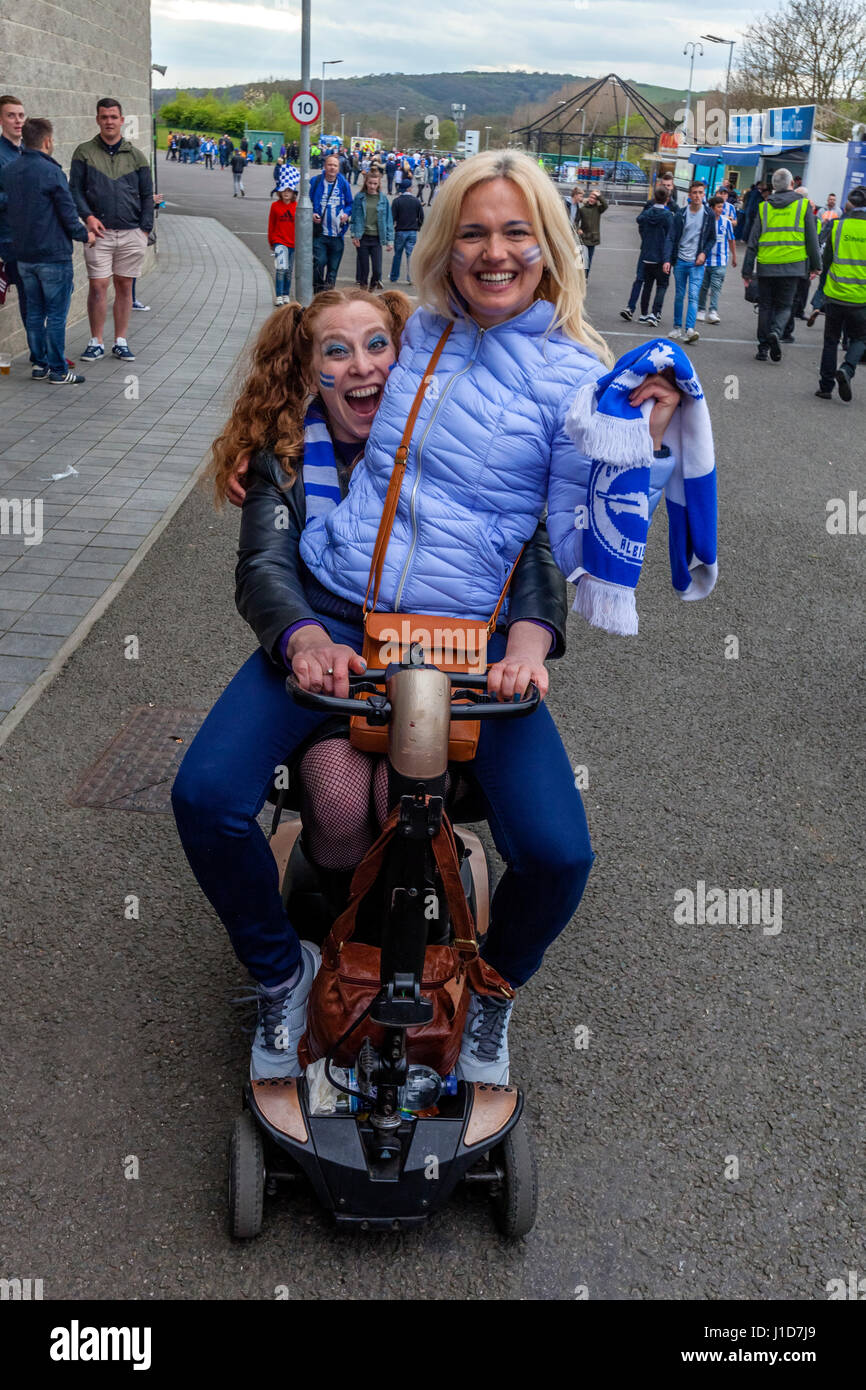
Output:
[291, 91, 321, 126]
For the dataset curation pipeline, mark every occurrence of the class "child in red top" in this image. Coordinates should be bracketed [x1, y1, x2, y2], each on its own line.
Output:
[269, 165, 299, 304]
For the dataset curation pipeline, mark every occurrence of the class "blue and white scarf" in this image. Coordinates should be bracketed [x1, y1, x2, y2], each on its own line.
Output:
[564, 338, 718, 635]
[302, 403, 342, 519]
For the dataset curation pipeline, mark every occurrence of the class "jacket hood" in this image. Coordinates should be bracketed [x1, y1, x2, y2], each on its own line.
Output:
[767, 190, 802, 208]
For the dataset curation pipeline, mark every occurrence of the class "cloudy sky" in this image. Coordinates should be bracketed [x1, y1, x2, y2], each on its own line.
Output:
[150, 0, 781, 92]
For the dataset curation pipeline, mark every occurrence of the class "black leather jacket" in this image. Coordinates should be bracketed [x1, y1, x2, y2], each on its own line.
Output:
[235, 447, 568, 667]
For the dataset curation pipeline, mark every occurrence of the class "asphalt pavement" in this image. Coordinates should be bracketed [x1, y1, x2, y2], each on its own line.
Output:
[1, 159, 863, 1302]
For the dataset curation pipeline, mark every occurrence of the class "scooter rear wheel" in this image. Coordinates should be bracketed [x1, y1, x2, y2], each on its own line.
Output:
[228, 1112, 264, 1239]
[490, 1116, 538, 1239]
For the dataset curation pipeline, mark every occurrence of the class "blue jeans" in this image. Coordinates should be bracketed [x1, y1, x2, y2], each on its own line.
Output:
[390, 230, 417, 281]
[171, 615, 593, 990]
[17, 260, 74, 375]
[698, 265, 726, 313]
[673, 260, 705, 331]
[273, 245, 294, 298]
[313, 234, 345, 290]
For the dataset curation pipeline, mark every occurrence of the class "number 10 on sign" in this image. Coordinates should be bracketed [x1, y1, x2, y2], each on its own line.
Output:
[291, 91, 321, 126]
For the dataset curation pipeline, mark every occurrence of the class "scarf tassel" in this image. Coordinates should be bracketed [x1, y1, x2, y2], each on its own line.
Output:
[572, 575, 639, 636]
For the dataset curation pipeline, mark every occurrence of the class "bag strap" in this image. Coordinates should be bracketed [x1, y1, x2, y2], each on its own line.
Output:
[324, 801, 480, 966]
[486, 544, 526, 635]
[360, 320, 525, 636]
[362, 324, 454, 621]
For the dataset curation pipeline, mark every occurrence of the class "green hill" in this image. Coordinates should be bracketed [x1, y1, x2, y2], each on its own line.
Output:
[153, 70, 706, 125]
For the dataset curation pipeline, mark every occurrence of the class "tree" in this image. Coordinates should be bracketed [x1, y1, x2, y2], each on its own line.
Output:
[730, 0, 866, 106]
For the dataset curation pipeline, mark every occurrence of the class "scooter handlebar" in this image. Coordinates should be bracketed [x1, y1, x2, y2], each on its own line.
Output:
[285, 667, 540, 721]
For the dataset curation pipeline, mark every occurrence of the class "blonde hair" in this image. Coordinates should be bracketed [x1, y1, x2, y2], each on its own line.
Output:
[410, 149, 613, 366]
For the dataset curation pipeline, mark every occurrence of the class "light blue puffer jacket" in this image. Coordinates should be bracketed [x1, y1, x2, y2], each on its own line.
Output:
[300, 301, 610, 619]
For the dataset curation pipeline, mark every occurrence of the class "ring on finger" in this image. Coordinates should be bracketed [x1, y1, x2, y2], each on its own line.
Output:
[326, 667, 334, 675]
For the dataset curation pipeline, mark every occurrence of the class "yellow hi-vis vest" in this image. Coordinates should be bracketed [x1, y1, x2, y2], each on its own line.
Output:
[824, 214, 866, 304]
[756, 197, 807, 266]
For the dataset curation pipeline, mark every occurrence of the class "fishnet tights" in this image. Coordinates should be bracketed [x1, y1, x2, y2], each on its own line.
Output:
[299, 738, 391, 869]
[298, 737, 451, 871]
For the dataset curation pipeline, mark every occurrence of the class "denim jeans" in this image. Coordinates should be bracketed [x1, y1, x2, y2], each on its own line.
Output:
[2, 258, 37, 358]
[171, 616, 593, 990]
[17, 260, 74, 375]
[232, 171, 244, 194]
[273, 245, 294, 298]
[673, 260, 705, 331]
[389, 230, 417, 281]
[313, 234, 345, 290]
[698, 265, 726, 313]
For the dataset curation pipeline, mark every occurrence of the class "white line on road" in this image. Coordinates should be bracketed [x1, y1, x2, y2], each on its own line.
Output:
[604, 330, 814, 349]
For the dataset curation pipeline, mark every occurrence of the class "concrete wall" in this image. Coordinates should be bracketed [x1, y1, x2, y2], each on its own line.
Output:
[0, 0, 155, 358]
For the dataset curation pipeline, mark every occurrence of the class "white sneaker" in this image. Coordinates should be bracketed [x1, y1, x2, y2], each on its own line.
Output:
[274, 296, 283, 306]
[455, 990, 514, 1085]
[684, 328, 700, 343]
[669, 327, 683, 339]
[696, 310, 706, 321]
[707, 310, 720, 324]
[249, 941, 321, 1079]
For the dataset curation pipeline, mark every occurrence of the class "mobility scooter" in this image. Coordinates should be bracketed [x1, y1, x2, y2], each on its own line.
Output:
[227, 649, 541, 1237]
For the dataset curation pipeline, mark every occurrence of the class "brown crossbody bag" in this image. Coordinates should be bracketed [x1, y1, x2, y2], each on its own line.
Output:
[350, 323, 524, 762]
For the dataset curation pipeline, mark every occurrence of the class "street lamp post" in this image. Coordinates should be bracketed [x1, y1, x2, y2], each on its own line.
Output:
[484, 125, 492, 150]
[320, 58, 342, 139]
[683, 41, 704, 143]
[297, 1, 313, 306]
[701, 34, 736, 119]
[340, 113, 345, 144]
[150, 63, 166, 197]
[395, 105, 406, 148]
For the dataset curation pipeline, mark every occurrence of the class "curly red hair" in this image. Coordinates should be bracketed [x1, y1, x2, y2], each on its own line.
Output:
[207, 287, 412, 505]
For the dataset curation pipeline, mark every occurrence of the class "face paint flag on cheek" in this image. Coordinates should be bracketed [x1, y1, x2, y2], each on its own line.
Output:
[319, 372, 336, 389]
[451, 248, 467, 265]
[522, 244, 543, 265]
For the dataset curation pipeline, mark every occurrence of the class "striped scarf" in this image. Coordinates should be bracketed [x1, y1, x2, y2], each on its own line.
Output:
[564, 338, 718, 635]
[302, 403, 342, 519]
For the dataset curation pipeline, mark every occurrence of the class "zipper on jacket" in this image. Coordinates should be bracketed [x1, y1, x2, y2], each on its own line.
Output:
[393, 322, 486, 612]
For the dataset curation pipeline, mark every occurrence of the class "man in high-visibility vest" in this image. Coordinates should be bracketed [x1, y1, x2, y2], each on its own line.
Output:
[742, 167, 821, 361]
[815, 186, 866, 401]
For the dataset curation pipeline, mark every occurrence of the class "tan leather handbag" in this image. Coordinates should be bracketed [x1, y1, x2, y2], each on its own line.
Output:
[350, 323, 523, 761]
[298, 805, 514, 1073]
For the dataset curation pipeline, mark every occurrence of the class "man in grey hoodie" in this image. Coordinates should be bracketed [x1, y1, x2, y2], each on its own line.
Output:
[742, 167, 821, 361]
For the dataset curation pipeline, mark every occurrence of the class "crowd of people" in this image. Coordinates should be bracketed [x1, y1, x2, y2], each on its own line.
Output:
[0, 93, 155, 383]
[2, 91, 863, 407]
[260, 147, 459, 304]
[165, 131, 301, 168]
[610, 167, 864, 399]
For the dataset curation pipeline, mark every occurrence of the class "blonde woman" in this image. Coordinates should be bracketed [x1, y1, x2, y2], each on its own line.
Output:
[295, 150, 683, 1082]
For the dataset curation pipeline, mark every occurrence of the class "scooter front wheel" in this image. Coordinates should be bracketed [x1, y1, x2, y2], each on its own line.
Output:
[228, 1112, 264, 1239]
[490, 1116, 538, 1239]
